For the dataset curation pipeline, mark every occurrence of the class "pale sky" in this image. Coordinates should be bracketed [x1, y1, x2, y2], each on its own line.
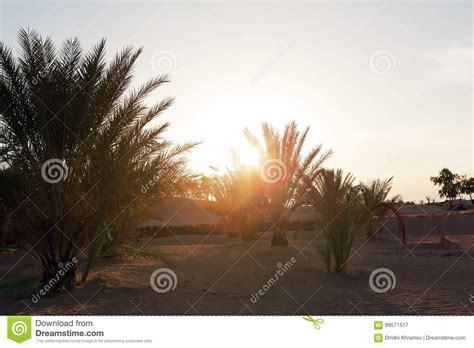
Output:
[1, 0, 472, 201]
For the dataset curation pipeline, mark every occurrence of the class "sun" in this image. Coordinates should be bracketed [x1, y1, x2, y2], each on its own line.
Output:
[238, 144, 260, 168]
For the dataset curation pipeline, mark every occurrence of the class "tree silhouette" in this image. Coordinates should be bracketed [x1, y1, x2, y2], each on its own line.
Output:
[0, 29, 195, 287]
[430, 168, 460, 209]
[245, 121, 332, 247]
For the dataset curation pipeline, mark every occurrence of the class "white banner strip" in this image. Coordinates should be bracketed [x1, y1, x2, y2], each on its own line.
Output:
[1, 316, 472, 347]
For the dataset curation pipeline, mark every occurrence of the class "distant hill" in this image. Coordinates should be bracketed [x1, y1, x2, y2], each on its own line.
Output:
[139, 197, 474, 229]
[139, 197, 223, 227]
[139, 198, 316, 228]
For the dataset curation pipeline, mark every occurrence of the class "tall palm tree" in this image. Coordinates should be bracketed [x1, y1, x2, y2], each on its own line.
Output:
[0, 29, 195, 288]
[360, 177, 406, 244]
[245, 121, 332, 247]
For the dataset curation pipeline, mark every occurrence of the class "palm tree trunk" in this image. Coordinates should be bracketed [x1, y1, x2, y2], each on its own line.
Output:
[271, 230, 288, 246]
[42, 257, 76, 290]
[270, 219, 288, 247]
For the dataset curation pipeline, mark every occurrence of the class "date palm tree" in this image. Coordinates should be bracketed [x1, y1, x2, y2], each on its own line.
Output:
[205, 157, 266, 241]
[0, 29, 195, 288]
[245, 121, 332, 247]
[311, 169, 366, 272]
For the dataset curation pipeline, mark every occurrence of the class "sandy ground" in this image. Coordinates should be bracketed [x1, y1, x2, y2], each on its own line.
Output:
[0, 214, 473, 315]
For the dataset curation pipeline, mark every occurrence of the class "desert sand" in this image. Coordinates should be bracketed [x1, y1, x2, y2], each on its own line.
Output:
[1, 212, 473, 315]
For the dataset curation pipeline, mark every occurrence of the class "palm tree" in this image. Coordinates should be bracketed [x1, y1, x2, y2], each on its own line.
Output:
[0, 29, 195, 288]
[311, 169, 365, 272]
[245, 121, 332, 247]
[205, 159, 266, 241]
[359, 177, 406, 245]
